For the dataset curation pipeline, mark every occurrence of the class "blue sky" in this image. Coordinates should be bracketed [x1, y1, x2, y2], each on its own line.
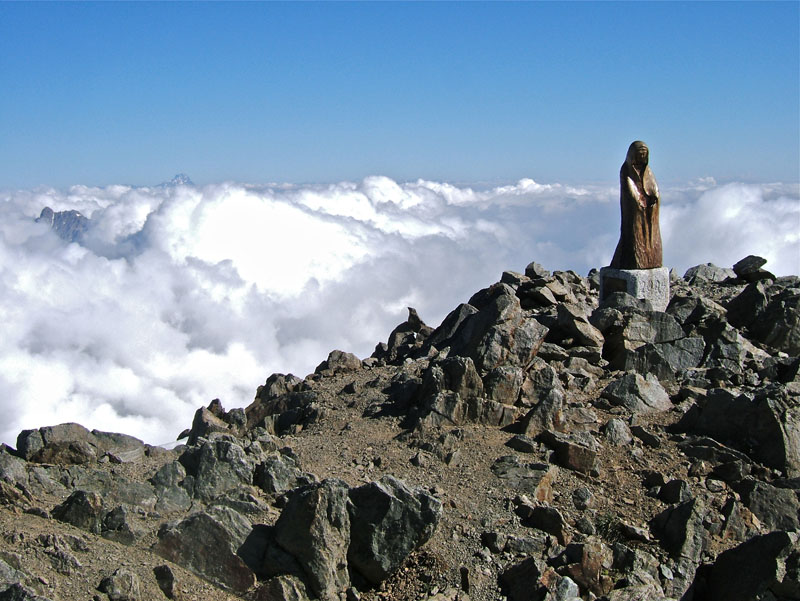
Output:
[1, 1, 798, 188]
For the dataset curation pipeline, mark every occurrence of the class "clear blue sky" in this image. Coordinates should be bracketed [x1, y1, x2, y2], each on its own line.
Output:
[1, 1, 798, 188]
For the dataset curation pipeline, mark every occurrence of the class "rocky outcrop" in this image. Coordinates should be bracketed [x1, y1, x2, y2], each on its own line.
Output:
[0, 255, 798, 601]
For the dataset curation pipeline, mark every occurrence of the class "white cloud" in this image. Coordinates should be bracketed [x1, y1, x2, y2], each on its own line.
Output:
[0, 177, 797, 446]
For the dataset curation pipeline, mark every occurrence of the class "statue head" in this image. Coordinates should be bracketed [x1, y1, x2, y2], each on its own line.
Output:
[626, 141, 649, 169]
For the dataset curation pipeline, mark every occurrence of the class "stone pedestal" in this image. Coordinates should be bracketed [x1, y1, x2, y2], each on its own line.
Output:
[599, 266, 670, 312]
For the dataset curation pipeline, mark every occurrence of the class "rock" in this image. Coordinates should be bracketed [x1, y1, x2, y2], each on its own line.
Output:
[483, 366, 525, 404]
[0, 584, 55, 601]
[178, 439, 255, 501]
[97, 568, 140, 601]
[51, 490, 104, 534]
[572, 487, 594, 510]
[491, 456, 558, 502]
[525, 262, 551, 279]
[601, 372, 672, 414]
[15, 424, 144, 465]
[622, 336, 705, 381]
[273, 479, 351, 599]
[751, 288, 800, 355]
[689, 386, 800, 477]
[556, 304, 604, 349]
[650, 498, 707, 562]
[153, 510, 256, 593]
[539, 431, 600, 474]
[347, 475, 442, 585]
[150, 461, 192, 513]
[315, 350, 362, 375]
[735, 479, 800, 531]
[733, 255, 774, 282]
[499, 557, 546, 601]
[658, 480, 692, 504]
[428, 284, 549, 375]
[683, 263, 735, 284]
[603, 419, 633, 446]
[186, 404, 231, 445]
[153, 565, 177, 600]
[252, 575, 311, 601]
[513, 500, 570, 545]
[254, 448, 315, 496]
[101, 505, 141, 545]
[702, 531, 800, 601]
[561, 540, 614, 597]
[505, 434, 538, 454]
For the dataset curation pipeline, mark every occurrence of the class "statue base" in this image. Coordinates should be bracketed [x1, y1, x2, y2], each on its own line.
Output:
[599, 266, 670, 312]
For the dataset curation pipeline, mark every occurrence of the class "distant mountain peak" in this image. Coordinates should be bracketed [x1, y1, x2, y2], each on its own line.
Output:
[164, 173, 194, 187]
[36, 206, 90, 243]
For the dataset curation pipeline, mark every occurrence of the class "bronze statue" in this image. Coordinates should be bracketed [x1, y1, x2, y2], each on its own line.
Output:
[610, 141, 663, 269]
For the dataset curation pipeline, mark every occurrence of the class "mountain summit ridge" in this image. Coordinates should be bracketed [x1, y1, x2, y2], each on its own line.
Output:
[0, 256, 798, 601]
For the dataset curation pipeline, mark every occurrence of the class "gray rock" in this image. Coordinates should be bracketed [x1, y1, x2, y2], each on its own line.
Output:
[650, 498, 707, 562]
[603, 419, 633, 446]
[0, 452, 28, 488]
[347, 475, 442, 585]
[601, 372, 672, 414]
[736, 479, 800, 531]
[525, 262, 551, 279]
[97, 568, 140, 601]
[683, 263, 735, 284]
[431, 284, 549, 375]
[0, 584, 54, 601]
[154, 511, 256, 593]
[504, 434, 538, 454]
[273, 479, 351, 599]
[733, 254, 767, 277]
[690, 386, 800, 477]
[572, 487, 594, 510]
[751, 288, 800, 355]
[315, 350, 362, 375]
[252, 575, 311, 601]
[556, 304, 604, 349]
[51, 490, 104, 534]
[726, 281, 769, 329]
[254, 448, 315, 496]
[521, 388, 565, 438]
[101, 505, 140, 545]
[621, 337, 705, 381]
[703, 531, 800, 601]
[178, 439, 254, 501]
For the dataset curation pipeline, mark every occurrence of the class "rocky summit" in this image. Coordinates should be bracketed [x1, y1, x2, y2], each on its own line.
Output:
[1, 256, 798, 601]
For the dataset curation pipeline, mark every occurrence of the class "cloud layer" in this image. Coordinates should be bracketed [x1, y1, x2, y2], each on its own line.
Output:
[1, 176, 797, 446]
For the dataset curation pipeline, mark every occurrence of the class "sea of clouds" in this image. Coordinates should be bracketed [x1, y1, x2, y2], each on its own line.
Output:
[0, 176, 797, 446]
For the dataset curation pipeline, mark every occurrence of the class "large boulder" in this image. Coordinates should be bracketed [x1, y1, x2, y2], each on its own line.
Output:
[601, 372, 672, 414]
[154, 510, 255, 594]
[687, 386, 800, 477]
[702, 531, 800, 601]
[347, 476, 442, 585]
[273, 479, 352, 599]
[178, 439, 255, 501]
[15, 424, 144, 464]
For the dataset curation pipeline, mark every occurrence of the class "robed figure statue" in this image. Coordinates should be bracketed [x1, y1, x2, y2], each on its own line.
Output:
[610, 141, 663, 270]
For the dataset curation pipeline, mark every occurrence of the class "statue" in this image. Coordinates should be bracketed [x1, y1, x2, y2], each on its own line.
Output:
[610, 141, 662, 269]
